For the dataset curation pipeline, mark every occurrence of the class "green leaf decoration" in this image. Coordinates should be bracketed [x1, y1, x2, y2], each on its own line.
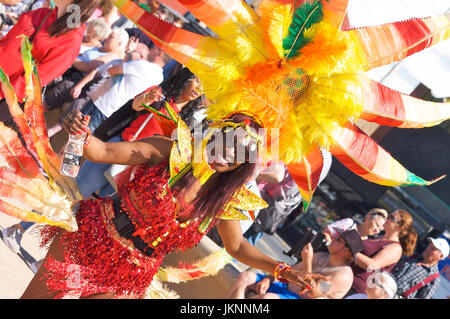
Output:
[282, 1, 323, 59]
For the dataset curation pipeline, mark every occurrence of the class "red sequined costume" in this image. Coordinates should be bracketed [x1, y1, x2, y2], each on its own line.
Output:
[0, 50, 267, 297]
[40, 161, 216, 299]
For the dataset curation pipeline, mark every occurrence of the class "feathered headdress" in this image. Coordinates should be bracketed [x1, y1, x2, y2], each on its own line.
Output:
[113, 0, 449, 209]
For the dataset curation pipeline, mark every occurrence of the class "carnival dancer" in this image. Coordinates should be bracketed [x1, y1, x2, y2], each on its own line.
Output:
[18, 110, 326, 298]
[0, 68, 204, 260]
[0, 39, 327, 296]
[1, 0, 450, 299]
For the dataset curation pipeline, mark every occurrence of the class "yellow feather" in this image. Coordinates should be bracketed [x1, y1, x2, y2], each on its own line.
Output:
[233, 23, 271, 66]
[258, 1, 293, 59]
[205, 21, 367, 163]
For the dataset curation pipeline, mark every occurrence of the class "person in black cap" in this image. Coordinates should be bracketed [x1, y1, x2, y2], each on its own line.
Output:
[228, 229, 364, 299]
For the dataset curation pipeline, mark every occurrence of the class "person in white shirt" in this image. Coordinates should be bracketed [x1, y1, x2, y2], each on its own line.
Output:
[45, 27, 129, 137]
[63, 43, 171, 133]
[78, 18, 109, 55]
[73, 26, 129, 73]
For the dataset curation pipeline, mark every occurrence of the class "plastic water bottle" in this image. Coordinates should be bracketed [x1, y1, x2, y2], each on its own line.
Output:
[60, 131, 86, 178]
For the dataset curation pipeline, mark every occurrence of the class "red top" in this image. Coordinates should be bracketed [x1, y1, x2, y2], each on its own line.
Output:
[41, 162, 217, 298]
[0, 8, 86, 101]
[121, 97, 181, 141]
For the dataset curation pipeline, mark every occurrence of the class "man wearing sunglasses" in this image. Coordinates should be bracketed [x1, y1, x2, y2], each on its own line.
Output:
[391, 237, 449, 299]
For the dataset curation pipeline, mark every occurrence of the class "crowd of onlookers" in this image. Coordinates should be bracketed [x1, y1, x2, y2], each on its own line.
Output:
[0, 0, 448, 300]
[228, 207, 449, 299]
[205, 142, 448, 300]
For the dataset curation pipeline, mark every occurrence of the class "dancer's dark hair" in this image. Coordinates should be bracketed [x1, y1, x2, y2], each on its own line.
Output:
[171, 113, 261, 220]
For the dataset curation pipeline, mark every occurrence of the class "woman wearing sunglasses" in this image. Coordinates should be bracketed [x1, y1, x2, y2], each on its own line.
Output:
[348, 209, 417, 295]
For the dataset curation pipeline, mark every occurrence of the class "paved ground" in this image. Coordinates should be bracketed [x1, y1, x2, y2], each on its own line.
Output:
[0, 214, 48, 299]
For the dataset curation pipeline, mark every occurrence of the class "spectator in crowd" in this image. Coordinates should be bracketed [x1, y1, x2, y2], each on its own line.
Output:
[74, 67, 203, 198]
[79, 18, 110, 55]
[323, 208, 388, 243]
[0, 0, 35, 29]
[1, 68, 202, 266]
[391, 236, 449, 299]
[228, 229, 363, 299]
[45, 27, 131, 136]
[0, 0, 100, 129]
[349, 209, 418, 295]
[345, 271, 398, 299]
[45, 26, 129, 126]
[63, 42, 170, 134]
[244, 150, 332, 246]
[73, 26, 129, 72]
[97, 0, 121, 33]
[0, 3, 5, 32]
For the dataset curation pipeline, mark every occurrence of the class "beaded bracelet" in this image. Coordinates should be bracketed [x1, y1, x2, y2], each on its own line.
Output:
[83, 129, 92, 148]
[273, 262, 292, 283]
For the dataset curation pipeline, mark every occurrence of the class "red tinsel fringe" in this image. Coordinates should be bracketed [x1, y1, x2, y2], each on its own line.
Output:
[33, 162, 217, 298]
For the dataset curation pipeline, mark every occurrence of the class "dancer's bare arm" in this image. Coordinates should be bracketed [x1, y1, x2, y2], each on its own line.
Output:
[83, 134, 173, 166]
[62, 110, 173, 166]
[217, 220, 328, 291]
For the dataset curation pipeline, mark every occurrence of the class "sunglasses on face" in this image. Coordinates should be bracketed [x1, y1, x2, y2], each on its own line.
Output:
[370, 212, 387, 221]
